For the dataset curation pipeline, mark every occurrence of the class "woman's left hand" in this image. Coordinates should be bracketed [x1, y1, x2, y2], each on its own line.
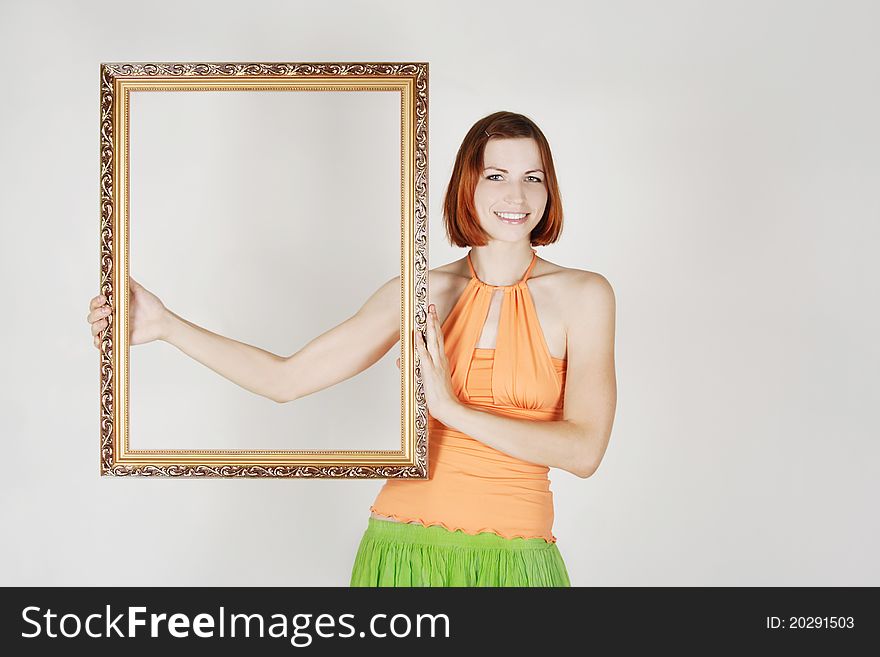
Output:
[414, 303, 460, 424]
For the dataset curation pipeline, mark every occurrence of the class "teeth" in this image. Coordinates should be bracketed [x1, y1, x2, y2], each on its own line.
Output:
[495, 211, 528, 220]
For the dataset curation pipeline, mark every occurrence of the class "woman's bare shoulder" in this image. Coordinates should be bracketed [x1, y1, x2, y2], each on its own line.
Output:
[533, 256, 614, 307]
[379, 257, 467, 290]
[427, 257, 470, 292]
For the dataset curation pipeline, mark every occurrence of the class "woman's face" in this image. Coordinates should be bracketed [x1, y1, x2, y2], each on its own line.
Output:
[473, 137, 548, 244]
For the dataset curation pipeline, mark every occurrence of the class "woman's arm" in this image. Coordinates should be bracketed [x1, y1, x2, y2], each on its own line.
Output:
[162, 275, 401, 404]
[428, 272, 617, 478]
[273, 276, 402, 403]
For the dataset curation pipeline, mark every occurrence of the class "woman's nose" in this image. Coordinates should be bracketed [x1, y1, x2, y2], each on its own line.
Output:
[502, 180, 527, 202]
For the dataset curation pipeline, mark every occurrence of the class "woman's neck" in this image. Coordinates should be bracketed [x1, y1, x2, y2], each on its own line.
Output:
[468, 242, 535, 286]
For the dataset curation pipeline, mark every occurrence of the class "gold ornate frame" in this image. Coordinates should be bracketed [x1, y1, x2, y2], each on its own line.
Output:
[98, 62, 429, 478]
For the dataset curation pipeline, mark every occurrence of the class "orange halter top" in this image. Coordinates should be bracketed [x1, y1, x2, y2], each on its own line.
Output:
[371, 248, 566, 542]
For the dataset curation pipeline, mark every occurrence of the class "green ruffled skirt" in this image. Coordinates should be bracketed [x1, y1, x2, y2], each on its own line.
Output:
[349, 518, 571, 587]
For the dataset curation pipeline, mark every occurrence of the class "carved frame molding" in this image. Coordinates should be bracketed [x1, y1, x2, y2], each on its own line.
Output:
[98, 62, 429, 478]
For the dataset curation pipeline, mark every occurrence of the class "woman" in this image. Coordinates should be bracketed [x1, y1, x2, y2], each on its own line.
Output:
[86, 111, 617, 587]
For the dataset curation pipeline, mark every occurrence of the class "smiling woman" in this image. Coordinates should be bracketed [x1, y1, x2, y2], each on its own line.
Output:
[351, 110, 618, 587]
[87, 100, 615, 588]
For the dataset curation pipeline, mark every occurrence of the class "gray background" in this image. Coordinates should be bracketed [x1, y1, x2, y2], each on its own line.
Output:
[129, 90, 401, 451]
[1, 0, 877, 586]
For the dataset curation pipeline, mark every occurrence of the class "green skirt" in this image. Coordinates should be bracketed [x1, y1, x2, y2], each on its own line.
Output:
[349, 518, 571, 587]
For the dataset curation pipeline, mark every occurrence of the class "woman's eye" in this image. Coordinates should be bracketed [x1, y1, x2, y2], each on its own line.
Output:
[486, 174, 544, 182]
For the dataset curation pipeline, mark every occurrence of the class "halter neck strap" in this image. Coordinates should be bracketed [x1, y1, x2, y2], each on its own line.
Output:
[466, 249, 538, 288]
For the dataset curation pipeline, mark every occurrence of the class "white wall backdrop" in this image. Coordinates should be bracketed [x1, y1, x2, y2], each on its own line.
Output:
[1, 0, 877, 586]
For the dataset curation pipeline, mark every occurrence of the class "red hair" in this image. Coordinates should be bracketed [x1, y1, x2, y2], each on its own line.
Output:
[443, 111, 564, 247]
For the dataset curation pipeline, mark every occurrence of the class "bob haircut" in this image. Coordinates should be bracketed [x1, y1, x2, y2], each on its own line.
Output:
[443, 111, 564, 248]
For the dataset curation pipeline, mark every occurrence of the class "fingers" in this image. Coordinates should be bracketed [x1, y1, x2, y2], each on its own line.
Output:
[89, 294, 112, 349]
[424, 304, 441, 363]
[91, 315, 110, 336]
[425, 304, 448, 367]
[92, 315, 109, 349]
[428, 304, 447, 365]
[415, 303, 447, 369]
[88, 303, 112, 323]
[413, 325, 431, 368]
[89, 296, 108, 321]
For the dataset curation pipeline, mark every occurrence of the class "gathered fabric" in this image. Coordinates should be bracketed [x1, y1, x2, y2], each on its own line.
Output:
[349, 518, 571, 587]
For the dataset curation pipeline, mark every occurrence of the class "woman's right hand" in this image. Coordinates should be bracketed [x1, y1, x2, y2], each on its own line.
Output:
[88, 276, 170, 349]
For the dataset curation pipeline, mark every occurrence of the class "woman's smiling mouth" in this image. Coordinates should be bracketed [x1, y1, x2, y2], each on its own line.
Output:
[494, 211, 529, 224]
